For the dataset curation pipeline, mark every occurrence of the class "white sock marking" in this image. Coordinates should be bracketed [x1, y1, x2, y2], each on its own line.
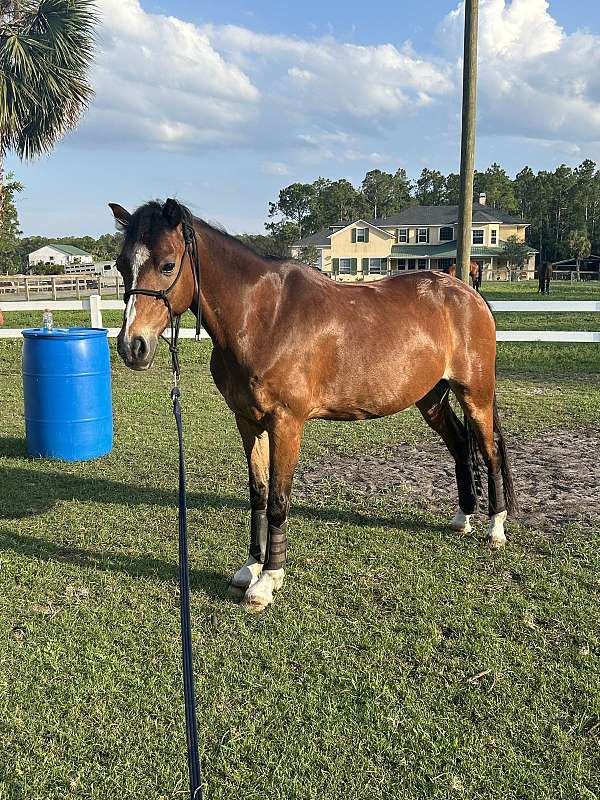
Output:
[450, 508, 472, 533]
[487, 510, 507, 548]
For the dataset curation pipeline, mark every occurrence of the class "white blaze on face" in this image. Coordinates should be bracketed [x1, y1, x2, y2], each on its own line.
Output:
[124, 243, 150, 338]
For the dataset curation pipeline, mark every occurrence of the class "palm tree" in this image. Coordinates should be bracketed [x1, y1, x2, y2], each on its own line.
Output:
[0, 0, 97, 225]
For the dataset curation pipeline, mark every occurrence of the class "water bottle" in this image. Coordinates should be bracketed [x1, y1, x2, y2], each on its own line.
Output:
[42, 309, 54, 330]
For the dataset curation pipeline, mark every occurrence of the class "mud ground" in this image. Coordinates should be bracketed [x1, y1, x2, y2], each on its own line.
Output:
[297, 430, 600, 531]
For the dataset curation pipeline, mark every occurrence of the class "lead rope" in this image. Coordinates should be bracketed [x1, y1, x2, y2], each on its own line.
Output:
[172, 378, 203, 800]
[171, 222, 203, 800]
[124, 218, 204, 798]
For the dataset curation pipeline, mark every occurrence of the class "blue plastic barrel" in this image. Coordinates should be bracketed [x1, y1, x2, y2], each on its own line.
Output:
[22, 327, 113, 461]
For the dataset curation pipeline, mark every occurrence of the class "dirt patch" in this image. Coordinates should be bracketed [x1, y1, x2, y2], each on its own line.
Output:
[296, 430, 600, 531]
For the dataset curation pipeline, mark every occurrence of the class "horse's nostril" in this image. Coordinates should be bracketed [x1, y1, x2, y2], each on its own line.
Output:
[131, 336, 147, 361]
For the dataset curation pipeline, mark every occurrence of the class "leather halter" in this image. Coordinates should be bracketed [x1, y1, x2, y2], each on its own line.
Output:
[123, 219, 202, 380]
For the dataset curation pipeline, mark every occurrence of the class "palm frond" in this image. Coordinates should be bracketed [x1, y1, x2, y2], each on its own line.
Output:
[0, 0, 97, 158]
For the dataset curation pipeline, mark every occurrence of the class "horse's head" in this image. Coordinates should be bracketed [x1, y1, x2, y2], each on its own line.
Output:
[110, 199, 197, 370]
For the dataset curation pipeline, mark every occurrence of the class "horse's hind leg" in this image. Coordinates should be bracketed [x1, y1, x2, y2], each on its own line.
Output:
[416, 381, 477, 534]
[452, 384, 515, 548]
[230, 415, 270, 592]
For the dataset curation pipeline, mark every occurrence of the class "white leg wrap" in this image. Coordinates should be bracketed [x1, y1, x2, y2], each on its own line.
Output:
[231, 558, 263, 589]
[487, 510, 507, 548]
[242, 569, 285, 612]
[450, 508, 472, 533]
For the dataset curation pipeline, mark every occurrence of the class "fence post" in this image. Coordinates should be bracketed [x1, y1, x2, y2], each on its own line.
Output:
[89, 294, 103, 328]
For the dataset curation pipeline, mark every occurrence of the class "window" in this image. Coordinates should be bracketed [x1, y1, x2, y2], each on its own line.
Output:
[491, 229, 497, 245]
[406, 259, 416, 270]
[439, 258, 453, 270]
[369, 258, 387, 275]
[397, 228, 408, 243]
[356, 228, 367, 243]
[339, 258, 352, 274]
[440, 226, 454, 242]
[418, 228, 429, 243]
[472, 229, 484, 245]
[397, 259, 407, 270]
[418, 259, 428, 270]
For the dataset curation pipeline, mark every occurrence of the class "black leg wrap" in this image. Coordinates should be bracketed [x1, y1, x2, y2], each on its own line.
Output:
[249, 509, 268, 564]
[488, 470, 506, 517]
[264, 521, 287, 571]
[456, 463, 477, 515]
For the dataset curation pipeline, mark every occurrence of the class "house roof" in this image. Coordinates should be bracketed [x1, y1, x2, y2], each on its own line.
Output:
[390, 240, 538, 259]
[293, 203, 528, 247]
[30, 243, 92, 257]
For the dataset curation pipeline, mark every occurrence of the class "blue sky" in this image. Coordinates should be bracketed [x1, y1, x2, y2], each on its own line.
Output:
[8, 0, 600, 237]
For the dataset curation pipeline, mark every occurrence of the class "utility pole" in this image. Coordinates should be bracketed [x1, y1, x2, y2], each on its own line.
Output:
[456, 0, 479, 282]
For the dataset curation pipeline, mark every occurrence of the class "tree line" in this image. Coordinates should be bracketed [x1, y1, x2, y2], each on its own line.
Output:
[0, 177, 123, 274]
[263, 161, 600, 264]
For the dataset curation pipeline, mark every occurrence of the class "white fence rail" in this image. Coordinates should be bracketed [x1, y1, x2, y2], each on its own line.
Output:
[0, 296, 598, 342]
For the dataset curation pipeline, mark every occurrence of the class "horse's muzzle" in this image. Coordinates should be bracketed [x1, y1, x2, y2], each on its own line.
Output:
[117, 331, 157, 371]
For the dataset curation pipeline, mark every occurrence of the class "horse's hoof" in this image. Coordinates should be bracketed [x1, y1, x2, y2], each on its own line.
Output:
[487, 532, 507, 549]
[450, 509, 472, 533]
[241, 569, 285, 613]
[227, 584, 245, 600]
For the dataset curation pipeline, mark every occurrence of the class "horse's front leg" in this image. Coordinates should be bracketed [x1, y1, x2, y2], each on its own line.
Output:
[243, 409, 304, 612]
[230, 416, 270, 593]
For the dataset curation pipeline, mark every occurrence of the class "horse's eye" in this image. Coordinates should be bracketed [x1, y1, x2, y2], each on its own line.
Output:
[162, 261, 176, 275]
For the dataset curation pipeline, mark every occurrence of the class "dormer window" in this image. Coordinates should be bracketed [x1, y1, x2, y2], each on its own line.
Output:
[440, 226, 454, 242]
[491, 229, 497, 245]
[352, 227, 369, 243]
[472, 229, 484, 245]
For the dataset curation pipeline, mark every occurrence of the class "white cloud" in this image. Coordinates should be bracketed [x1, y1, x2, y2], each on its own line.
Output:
[81, 0, 260, 147]
[207, 25, 454, 118]
[264, 161, 289, 176]
[74, 0, 600, 171]
[441, 0, 600, 144]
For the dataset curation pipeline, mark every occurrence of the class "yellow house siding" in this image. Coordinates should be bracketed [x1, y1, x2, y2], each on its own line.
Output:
[501, 225, 527, 241]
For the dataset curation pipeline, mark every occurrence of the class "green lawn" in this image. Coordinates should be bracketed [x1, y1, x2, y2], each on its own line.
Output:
[0, 334, 599, 798]
[481, 280, 600, 301]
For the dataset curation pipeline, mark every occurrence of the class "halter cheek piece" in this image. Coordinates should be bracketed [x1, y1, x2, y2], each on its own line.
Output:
[123, 219, 202, 382]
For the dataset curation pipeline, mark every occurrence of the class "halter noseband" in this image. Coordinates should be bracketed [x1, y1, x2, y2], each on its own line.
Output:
[123, 219, 202, 382]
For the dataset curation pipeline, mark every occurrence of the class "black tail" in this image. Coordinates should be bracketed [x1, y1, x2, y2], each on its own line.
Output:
[464, 397, 518, 514]
[492, 395, 518, 514]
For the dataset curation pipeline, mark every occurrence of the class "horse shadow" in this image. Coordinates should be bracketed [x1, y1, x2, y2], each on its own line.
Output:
[0, 436, 446, 593]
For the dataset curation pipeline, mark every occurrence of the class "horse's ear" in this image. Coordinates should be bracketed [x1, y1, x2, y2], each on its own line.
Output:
[109, 203, 131, 229]
[163, 198, 183, 229]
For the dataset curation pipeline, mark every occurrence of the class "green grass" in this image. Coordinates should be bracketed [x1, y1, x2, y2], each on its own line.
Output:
[481, 280, 600, 301]
[0, 337, 599, 799]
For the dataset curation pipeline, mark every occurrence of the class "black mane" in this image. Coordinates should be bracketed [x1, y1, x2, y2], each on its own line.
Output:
[124, 199, 288, 263]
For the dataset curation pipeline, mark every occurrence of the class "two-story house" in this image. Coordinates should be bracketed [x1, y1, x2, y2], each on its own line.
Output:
[291, 196, 536, 281]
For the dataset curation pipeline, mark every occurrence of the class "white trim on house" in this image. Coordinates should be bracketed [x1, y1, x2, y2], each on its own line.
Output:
[329, 219, 395, 239]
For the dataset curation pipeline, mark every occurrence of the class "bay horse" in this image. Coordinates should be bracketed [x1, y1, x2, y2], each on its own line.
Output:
[538, 262, 552, 294]
[110, 199, 516, 612]
[470, 260, 482, 292]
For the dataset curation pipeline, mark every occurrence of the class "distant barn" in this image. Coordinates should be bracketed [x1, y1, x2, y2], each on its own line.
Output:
[552, 255, 600, 281]
[28, 244, 93, 274]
